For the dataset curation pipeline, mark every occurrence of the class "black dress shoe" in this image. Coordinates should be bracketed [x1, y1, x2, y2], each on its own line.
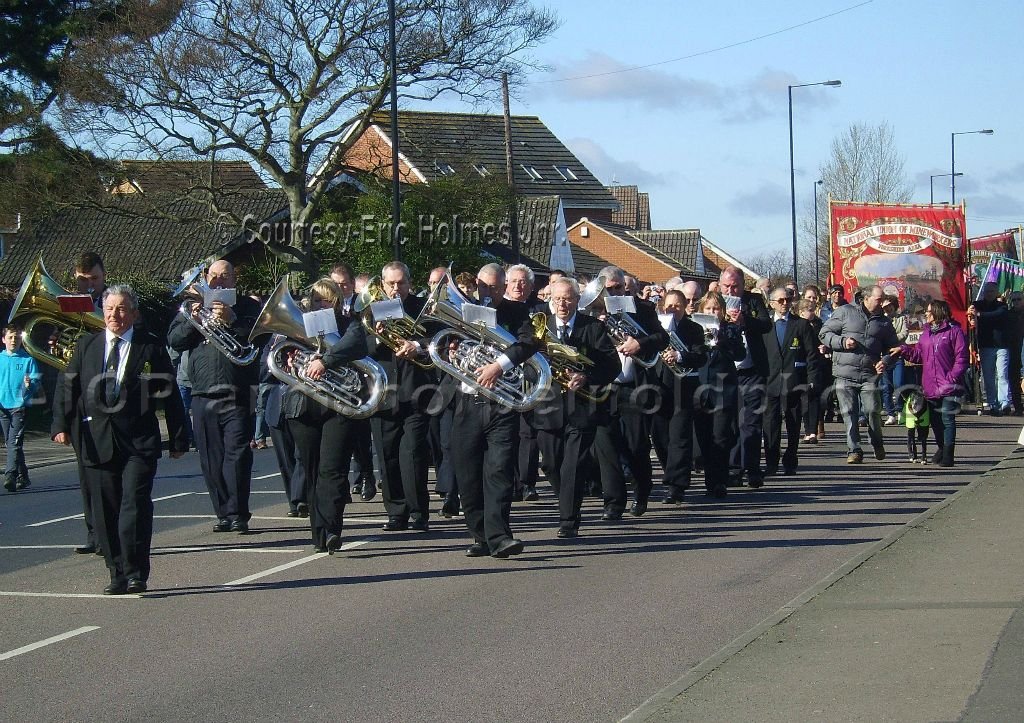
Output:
[441, 496, 460, 518]
[126, 578, 147, 594]
[103, 581, 128, 595]
[511, 487, 524, 502]
[296, 503, 309, 518]
[410, 519, 430, 532]
[351, 481, 363, 497]
[313, 544, 327, 553]
[523, 487, 539, 501]
[360, 480, 377, 502]
[491, 538, 525, 558]
[630, 500, 648, 517]
[75, 544, 97, 555]
[325, 534, 342, 555]
[213, 518, 232, 533]
[708, 484, 727, 498]
[286, 509, 299, 518]
[747, 475, 764, 489]
[556, 527, 578, 539]
[382, 519, 408, 531]
[465, 542, 489, 557]
[230, 520, 249, 533]
[663, 489, 685, 505]
[601, 510, 623, 521]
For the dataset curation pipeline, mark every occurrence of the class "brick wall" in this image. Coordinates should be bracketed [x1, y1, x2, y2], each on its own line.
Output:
[568, 220, 677, 283]
[341, 127, 422, 184]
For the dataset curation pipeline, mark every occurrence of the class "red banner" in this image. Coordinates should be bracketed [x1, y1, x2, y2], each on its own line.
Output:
[969, 230, 1018, 282]
[829, 201, 968, 328]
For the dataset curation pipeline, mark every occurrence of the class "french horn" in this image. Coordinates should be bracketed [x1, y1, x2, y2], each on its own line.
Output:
[249, 278, 388, 419]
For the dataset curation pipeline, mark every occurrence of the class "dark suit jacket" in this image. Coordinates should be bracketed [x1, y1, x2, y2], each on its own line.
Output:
[735, 291, 773, 377]
[761, 314, 825, 397]
[529, 313, 620, 431]
[52, 329, 188, 465]
[651, 315, 709, 388]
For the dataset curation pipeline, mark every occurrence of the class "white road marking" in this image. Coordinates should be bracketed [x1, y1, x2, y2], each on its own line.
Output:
[158, 546, 306, 554]
[0, 545, 79, 550]
[252, 472, 282, 480]
[0, 626, 101, 661]
[223, 537, 378, 586]
[27, 492, 195, 527]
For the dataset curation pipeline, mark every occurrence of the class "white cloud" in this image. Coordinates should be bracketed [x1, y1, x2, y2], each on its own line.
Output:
[728, 182, 790, 216]
[564, 136, 668, 187]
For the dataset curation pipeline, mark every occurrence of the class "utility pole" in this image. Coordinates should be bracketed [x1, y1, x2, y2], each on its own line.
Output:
[502, 73, 520, 263]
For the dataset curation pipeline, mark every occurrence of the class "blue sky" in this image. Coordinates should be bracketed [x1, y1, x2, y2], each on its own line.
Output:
[428, 0, 1023, 264]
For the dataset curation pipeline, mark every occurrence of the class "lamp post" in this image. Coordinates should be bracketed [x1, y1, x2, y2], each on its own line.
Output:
[387, 0, 402, 260]
[951, 129, 993, 205]
[929, 172, 962, 204]
[813, 180, 824, 284]
[790, 80, 841, 286]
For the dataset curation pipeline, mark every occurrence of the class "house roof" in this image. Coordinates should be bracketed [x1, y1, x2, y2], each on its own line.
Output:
[631, 229, 704, 275]
[607, 185, 651, 230]
[701, 237, 761, 282]
[0, 190, 287, 287]
[111, 160, 267, 194]
[569, 243, 615, 278]
[582, 219, 698, 276]
[364, 111, 618, 211]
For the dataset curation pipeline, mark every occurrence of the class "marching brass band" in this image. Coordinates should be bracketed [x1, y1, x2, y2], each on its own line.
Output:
[17, 252, 833, 590]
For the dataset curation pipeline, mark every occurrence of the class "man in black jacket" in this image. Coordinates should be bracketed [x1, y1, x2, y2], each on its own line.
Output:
[589, 266, 669, 515]
[531, 277, 620, 535]
[720, 266, 773, 488]
[52, 285, 188, 594]
[761, 286, 824, 477]
[168, 260, 261, 533]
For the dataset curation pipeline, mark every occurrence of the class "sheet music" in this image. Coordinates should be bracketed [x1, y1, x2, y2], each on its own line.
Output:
[302, 308, 339, 338]
[370, 298, 405, 322]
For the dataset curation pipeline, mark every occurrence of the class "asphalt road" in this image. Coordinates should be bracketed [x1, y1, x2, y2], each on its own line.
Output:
[0, 414, 1019, 722]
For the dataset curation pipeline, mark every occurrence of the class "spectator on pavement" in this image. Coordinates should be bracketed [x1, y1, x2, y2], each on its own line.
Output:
[1, 323, 43, 492]
[969, 282, 1012, 415]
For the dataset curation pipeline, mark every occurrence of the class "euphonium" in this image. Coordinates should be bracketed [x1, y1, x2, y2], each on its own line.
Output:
[7, 257, 105, 370]
[530, 312, 610, 403]
[248, 279, 388, 419]
[174, 264, 259, 366]
[660, 329, 701, 378]
[352, 277, 433, 369]
[422, 270, 552, 412]
[578, 275, 660, 368]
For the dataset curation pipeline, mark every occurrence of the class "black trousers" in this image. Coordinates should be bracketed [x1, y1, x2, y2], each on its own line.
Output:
[729, 371, 766, 478]
[193, 396, 253, 523]
[86, 453, 157, 585]
[661, 376, 701, 492]
[595, 383, 653, 514]
[764, 386, 805, 473]
[450, 394, 517, 550]
[515, 413, 540, 491]
[77, 458, 96, 547]
[537, 424, 594, 530]
[289, 413, 354, 545]
[268, 415, 305, 511]
[371, 403, 430, 523]
[694, 403, 736, 489]
[434, 407, 458, 498]
[349, 418, 375, 485]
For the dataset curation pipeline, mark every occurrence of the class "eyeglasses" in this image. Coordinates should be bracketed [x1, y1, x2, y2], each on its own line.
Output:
[771, 297, 790, 303]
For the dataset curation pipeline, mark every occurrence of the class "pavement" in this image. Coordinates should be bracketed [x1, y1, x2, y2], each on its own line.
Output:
[626, 441, 1024, 722]
[1, 430, 79, 472]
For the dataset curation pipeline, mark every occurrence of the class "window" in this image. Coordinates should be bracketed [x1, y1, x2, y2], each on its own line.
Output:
[434, 161, 456, 176]
[473, 163, 490, 177]
[553, 165, 579, 181]
[520, 164, 545, 181]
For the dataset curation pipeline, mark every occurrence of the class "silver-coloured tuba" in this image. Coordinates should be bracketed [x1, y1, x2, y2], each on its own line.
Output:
[578, 275, 660, 368]
[421, 269, 552, 412]
[248, 279, 388, 419]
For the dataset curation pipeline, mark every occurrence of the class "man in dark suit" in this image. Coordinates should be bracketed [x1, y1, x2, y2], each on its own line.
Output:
[324, 261, 438, 531]
[505, 263, 543, 502]
[589, 266, 668, 517]
[761, 287, 824, 477]
[435, 263, 541, 557]
[719, 266, 772, 488]
[532, 278, 620, 536]
[168, 260, 261, 533]
[52, 285, 188, 594]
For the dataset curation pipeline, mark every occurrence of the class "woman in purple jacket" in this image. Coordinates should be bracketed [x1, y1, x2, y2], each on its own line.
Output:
[892, 299, 968, 467]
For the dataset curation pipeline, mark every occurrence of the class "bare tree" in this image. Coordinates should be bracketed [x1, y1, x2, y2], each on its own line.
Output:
[746, 249, 794, 287]
[56, 0, 558, 271]
[799, 122, 913, 285]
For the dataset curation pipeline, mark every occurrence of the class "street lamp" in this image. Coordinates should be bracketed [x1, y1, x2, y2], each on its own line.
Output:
[790, 80, 841, 286]
[951, 129, 993, 205]
[813, 180, 824, 283]
[929, 173, 963, 204]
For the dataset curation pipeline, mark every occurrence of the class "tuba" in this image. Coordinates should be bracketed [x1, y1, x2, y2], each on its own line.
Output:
[578, 275, 660, 368]
[352, 277, 432, 369]
[174, 264, 259, 366]
[422, 269, 552, 412]
[530, 312, 610, 403]
[7, 257, 105, 370]
[248, 279, 388, 419]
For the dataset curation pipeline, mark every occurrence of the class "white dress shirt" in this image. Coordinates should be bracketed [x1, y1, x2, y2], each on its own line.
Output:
[104, 327, 134, 397]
